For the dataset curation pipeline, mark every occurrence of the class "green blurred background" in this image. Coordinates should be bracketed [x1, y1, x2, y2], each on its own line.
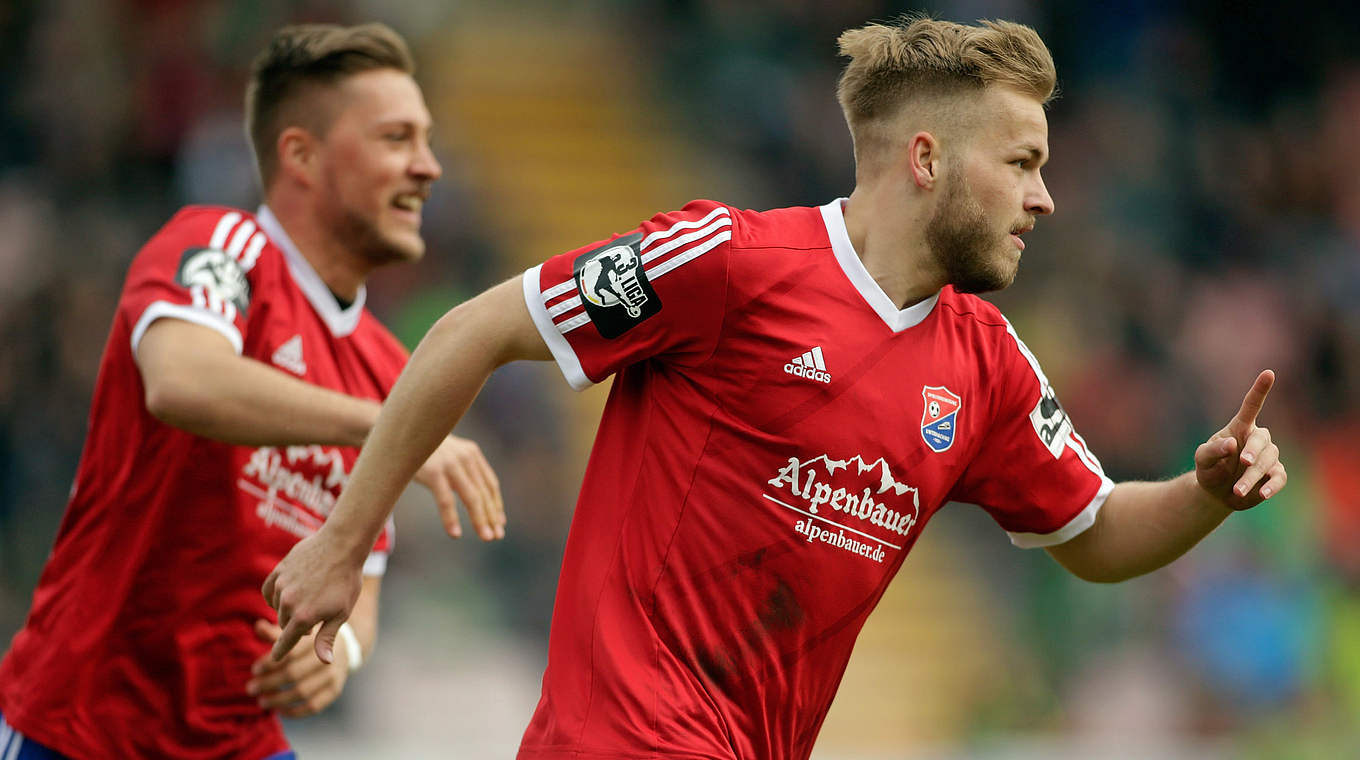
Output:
[1, 1, 1358, 757]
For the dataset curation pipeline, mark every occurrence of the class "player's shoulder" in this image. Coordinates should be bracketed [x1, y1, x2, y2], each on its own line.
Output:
[139, 205, 278, 273]
[639, 199, 735, 243]
[934, 290, 1048, 379]
[731, 203, 828, 253]
[935, 288, 1009, 330]
[933, 288, 1022, 355]
[151, 205, 253, 244]
[652, 199, 828, 254]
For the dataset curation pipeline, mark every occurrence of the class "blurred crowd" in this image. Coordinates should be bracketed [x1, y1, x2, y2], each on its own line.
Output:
[1, 0, 1358, 756]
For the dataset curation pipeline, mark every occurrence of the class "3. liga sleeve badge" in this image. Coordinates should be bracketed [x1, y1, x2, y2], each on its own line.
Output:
[571, 232, 661, 339]
[176, 246, 251, 316]
[920, 385, 962, 453]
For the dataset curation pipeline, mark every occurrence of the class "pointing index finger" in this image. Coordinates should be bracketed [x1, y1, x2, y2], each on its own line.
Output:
[271, 618, 311, 662]
[1231, 369, 1275, 429]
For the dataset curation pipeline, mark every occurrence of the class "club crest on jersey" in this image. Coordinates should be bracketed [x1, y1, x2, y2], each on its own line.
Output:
[572, 232, 660, 339]
[920, 385, 962, 453]
[177, 246, 250, 315]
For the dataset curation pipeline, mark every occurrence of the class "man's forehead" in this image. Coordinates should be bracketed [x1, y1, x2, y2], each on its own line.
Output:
[979, 86, 1049, 147]
[332, 69, 432, 125]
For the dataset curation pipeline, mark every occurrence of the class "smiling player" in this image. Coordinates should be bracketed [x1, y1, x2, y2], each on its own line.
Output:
[0, 23, 503, 760]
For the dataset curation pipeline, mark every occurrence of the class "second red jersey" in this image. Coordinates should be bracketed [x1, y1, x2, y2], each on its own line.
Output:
[0, 206, 404, 760]
[519, 199, 1111, 759]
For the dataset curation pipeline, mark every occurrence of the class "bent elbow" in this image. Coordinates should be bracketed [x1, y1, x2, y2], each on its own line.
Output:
[1071, 566, 1132, 584]
[1052, 552, 1137, 584]
[143, 372, 206, 429]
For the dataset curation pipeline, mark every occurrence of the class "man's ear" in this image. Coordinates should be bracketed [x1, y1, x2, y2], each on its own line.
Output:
[276, 126, 319, 188]
[907, 131, 940, 189]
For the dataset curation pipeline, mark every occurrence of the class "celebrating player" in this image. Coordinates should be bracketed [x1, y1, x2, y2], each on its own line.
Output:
[262, 16, 1285, 760]
[0, 22, 503, 760]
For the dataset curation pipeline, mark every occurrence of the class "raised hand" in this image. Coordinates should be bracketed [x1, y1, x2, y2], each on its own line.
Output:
[1194, 369, 1287, 510]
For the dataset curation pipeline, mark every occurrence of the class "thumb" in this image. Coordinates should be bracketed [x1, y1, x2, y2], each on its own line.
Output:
[253, 618, 281, 643]
[314, 617, 344, 665]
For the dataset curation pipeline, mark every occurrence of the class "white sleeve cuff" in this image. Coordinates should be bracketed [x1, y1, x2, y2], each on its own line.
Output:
[362, 552, 388, 577]
[1005, 476, 1114, 549]
[131, 301, 243, 356]
[522, 265, 592, 391]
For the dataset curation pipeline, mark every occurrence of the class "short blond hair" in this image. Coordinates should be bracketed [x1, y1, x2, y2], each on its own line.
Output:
[836, 16, 1056, 166]
[245, 23, 416, 189]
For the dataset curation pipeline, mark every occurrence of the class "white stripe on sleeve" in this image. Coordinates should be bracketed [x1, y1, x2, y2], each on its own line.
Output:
[639, 206, 728, 251]
[645, 230, 730, 280]
[541, 278, 578, 302]
[638, 206, 729, 250]
[539, 207, 731, 304]
[225, 219, 257, 258]
[240, 231, 267, 272]
[557, 312, 593, 335]
[638, 215, 731, 265]
[209, 211, 243, 251]
[522, 265, 592, 390]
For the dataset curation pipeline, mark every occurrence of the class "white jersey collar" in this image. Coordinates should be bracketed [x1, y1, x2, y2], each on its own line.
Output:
[819, 198, 938, 333]
[256, 205, 365, 337]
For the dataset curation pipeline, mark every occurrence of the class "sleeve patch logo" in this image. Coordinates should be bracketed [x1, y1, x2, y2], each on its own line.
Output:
[1029, 384, 1073, 459]
[176, 246, 251, 316]
[572, 232, 660, 339]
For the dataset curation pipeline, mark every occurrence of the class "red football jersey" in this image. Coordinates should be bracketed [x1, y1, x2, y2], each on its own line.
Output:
[519, 199, 1112, 759]
[0, 206, 404, 759]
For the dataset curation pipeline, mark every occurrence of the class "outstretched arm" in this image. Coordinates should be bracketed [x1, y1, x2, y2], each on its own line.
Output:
[263, 277, 551, 663]
[1047, 370, 1287, 583]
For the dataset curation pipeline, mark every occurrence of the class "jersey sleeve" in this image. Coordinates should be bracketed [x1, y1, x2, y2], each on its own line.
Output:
[122, 208, 268, 357]
[949, 320, 1114, 548]
[363, 516, 396, 576]
[522, 200, 733, 390]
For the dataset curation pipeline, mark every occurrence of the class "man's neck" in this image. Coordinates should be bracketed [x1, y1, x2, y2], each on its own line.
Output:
[842, 186, 944, 310]
[264, 194, 370, 302]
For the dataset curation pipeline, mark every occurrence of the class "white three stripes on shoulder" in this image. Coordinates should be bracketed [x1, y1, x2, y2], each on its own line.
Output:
[550, 230, 731, 331]
[210, 212, 242, 250]
[540, 207, 732, 305]
[638, 206, 730, 252]
[540, 208, 732, 334]
[208, 210, 267, 273]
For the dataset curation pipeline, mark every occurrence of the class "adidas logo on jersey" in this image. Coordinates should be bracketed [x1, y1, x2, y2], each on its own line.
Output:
[271, 334, 307, 376]
[784, 346, 831, 384]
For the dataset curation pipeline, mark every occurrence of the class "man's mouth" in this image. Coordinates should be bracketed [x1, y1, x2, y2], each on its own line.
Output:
[392, 193, 424, 213]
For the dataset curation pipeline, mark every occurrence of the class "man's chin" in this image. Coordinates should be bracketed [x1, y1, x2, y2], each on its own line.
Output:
[370, 231, 426, 264]
[952, 263, 1017, 294]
